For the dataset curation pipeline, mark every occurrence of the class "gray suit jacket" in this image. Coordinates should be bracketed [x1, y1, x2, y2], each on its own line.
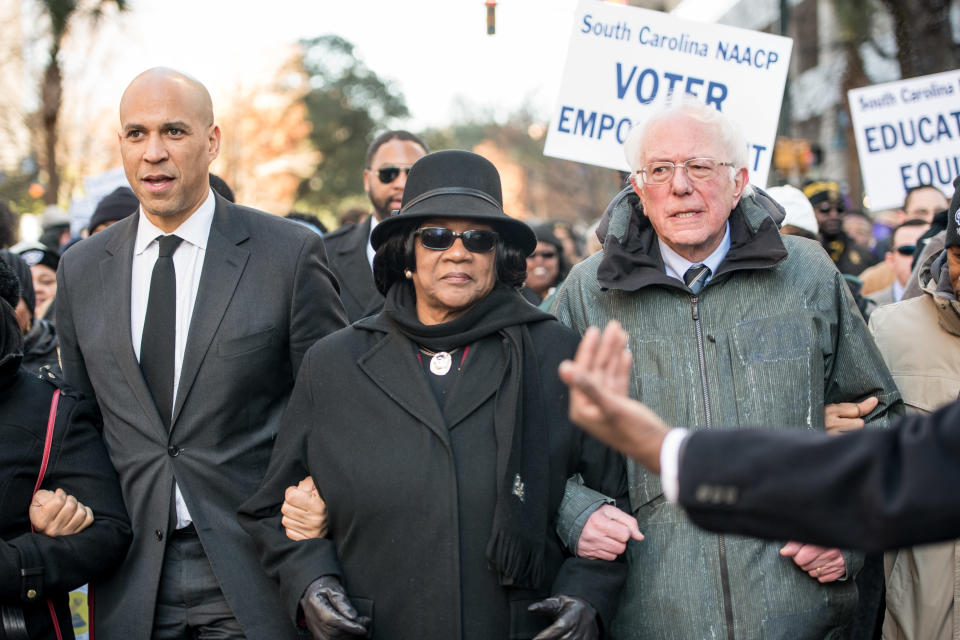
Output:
[56, 194, 347, 640]
[322, 216, 384, 322]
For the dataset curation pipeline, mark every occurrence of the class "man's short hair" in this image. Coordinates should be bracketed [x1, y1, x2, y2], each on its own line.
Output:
[623, 100, 753, 197]
[903, 184, 946, 211]
[888, 218, 929, 247]
[364, 130, 428, 168]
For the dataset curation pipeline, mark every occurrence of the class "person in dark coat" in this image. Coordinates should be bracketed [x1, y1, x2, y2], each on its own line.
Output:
[0, 250, 59, 375]
[321, 131, 428, 322]
[0, 261, 131, 640]
[240, 150, 628, 640]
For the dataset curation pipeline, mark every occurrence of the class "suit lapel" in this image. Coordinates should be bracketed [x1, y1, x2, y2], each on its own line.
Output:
[357, 329, 449, 446]
[100, 216, 167, 432]
[335, 218, 380, 310]
[172, 198, 250, 427]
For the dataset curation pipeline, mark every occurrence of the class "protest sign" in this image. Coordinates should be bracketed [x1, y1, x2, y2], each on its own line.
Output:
[543, 0, 792, 188]
[848, 70, 960, 211]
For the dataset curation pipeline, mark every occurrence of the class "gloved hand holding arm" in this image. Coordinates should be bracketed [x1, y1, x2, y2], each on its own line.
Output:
[529, 595, 599, 640]
[300, 575, 369, 639]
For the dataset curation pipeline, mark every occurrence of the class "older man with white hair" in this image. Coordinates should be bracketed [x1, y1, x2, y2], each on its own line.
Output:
[551, 102, 902, 639]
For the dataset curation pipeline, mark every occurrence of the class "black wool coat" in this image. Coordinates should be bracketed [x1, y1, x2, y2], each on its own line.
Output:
[240, 312, 627, 639]
[0, 363, 131, 640]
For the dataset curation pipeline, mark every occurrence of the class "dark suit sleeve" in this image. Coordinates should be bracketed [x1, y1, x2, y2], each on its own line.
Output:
[288, 232, 347, 373]
[0, 395, 131, 601]
[238, 347, 342, 623]
[55, 254, 95, 399]
[678, 400, 960, 553]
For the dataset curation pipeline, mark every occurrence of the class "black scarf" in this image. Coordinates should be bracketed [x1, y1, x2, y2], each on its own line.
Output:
[383, 281, 554, 588]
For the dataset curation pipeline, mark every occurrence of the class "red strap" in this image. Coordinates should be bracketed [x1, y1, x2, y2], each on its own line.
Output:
[32, 389, 60, 498]
[32, 389, 65, 640]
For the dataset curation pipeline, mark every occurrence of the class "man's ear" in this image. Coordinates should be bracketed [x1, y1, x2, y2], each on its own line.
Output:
[362, 169, 372, 196]
[730, 166, 749, 207]
[629, 173, 650, 217]
[208, 124, 222, 161]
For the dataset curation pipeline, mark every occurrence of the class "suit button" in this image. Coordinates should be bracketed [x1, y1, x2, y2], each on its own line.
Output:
[26, 588, 37, 600]
[168, 445, 180, 457]
[155, 529, 164, 541]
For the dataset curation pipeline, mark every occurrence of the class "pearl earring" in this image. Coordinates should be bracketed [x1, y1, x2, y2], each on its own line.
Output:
[404, 269, 413, 279]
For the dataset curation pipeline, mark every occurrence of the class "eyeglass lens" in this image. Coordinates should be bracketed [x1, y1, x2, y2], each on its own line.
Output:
[641, 158, 726, 185]
[529, 251, 557, 260]
[417, 227, 498, 252]
[377, 166, 410, 184]
[895, 245, 916, 256]
[817, 203, 846, 215]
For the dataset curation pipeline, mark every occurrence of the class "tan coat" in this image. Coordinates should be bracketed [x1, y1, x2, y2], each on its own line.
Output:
[869, 251, 960, 640]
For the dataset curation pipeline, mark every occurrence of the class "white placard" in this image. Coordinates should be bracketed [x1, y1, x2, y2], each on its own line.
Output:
[848, 70, 960, 211]
[543, 0, 792, 188]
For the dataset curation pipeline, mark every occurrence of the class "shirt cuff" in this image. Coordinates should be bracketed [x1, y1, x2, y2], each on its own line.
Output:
[660, 428, 689, 503]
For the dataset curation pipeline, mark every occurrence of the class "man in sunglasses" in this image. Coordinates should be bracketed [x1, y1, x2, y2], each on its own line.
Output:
[550, 102, 901, 639]
[866, 180, 960, 640]
[868, 219, 929, 307]
[802, 180, 877, 276]
[323, 130, 428, 322]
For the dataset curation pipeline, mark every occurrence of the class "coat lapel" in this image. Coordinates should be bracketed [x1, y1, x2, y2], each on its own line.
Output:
[357, 329, 450, 446]
[335, 218, 380, 310]
[171, 198, 250, 427]
[100, 216, 166, 432]
[442, 335, 502, 428]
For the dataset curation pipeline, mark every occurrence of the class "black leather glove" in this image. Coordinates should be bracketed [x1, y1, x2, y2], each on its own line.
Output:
[300, 576, 370, 640]
[529, 595, 600, 640]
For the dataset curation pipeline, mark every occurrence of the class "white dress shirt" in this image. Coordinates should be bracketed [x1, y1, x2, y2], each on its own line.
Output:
[366, 215, 379, 271]
[130, 189, 215, 529]
[657, 221, 731, 287]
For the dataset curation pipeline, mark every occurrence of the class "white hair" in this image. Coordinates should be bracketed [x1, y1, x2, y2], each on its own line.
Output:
[623, 99, 754, 197]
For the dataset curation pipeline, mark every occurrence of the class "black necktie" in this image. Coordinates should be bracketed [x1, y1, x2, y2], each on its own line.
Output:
[140, 235, 184, 429]
[684, 263, 711, 295]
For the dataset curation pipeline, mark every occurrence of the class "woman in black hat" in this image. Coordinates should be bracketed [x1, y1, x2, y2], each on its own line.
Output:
[241, 150, 627, 640]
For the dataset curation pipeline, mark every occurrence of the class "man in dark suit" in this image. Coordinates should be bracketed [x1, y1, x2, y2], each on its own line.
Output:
[559, 321, 960, 554]
[56, 68, 347, 640]
[322, 130, 427, 321]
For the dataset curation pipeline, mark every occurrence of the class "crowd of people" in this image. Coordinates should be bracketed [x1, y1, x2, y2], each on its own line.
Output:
[0, 65, 957, 640]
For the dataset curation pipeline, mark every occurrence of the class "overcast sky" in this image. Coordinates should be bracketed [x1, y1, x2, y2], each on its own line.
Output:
[36, 0, 606, 130]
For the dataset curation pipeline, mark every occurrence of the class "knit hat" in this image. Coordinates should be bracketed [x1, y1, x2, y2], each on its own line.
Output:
[767, 185, 819, 236]
[12, 242, 59, 272]
[88, 186, 139, 234]
[947, 175, 960, 249]
[532, 223, 563, 250]
[802, 180, 841, 207]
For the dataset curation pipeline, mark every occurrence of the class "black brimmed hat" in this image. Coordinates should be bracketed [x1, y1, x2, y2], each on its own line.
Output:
[371, 150, 536, 255]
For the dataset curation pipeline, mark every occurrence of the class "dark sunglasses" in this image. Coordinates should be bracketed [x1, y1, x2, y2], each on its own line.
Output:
[376, 166, 411, 184]
[817, 202, 846, 215]
[529, 250, 558, 260]
[415, 227, 498, 253]
[895, 244, 916, 256]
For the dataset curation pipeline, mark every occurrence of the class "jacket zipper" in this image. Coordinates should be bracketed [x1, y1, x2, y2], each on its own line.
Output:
[691, 295, 735, 640]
